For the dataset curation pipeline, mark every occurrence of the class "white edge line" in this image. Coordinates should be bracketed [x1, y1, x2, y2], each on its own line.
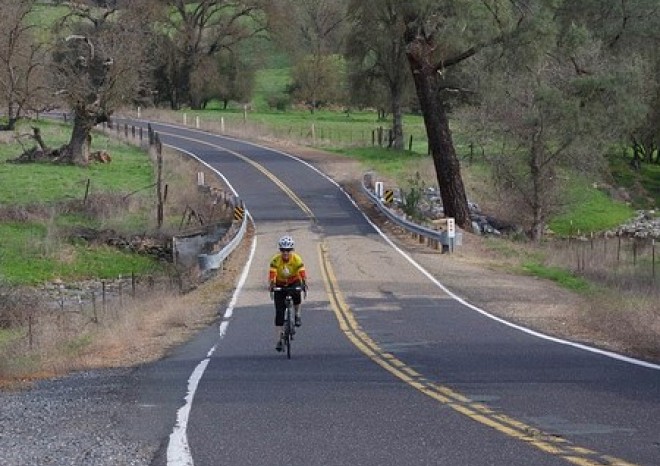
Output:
[165, 144, 259, 465]
[151, 121, 660, 371]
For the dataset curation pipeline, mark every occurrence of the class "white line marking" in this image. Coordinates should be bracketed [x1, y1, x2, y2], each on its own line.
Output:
[166, 212, 258, 465]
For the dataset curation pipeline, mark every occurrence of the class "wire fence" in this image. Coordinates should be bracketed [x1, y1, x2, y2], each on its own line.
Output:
[547, 235, 657, 291]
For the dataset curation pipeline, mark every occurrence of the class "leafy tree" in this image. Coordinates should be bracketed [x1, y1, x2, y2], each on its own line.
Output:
[345, 0, 414, 149]
[190, 50, 255, 109]
[470, 2, 649, 241]
[400, 0, 536, 231]
[151, 0, 267, 110]
[557, 0, 660, 166]
[290, 54, 346, 112]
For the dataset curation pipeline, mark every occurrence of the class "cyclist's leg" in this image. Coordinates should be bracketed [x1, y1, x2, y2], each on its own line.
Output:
[292, 288, 302, 326]
[274, 291, 286, 350]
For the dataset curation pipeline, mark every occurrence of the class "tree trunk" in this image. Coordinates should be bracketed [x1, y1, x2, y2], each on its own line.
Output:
[390, 83, 404, 150]
[32, 127, 47, 150]
[406, 42, 472, 231]
[3, 102, 18, 130]
[63, 113, 94, 165]
[0, 117, 17, 131]
[529, 140, 544, 242]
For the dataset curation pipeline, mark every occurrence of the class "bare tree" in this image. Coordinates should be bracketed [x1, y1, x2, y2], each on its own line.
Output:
[271, 0, 347, 58]
[0, 0, 50, 131]
[49, 1, 151, 165]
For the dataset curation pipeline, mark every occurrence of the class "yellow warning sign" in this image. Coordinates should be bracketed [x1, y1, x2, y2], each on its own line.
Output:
[384, 189, 394, 204]
[233, 206, 245, 221]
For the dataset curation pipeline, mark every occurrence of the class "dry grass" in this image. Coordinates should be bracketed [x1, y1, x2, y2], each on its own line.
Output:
[0, 226, 252, 388]
[580, 291, 660, 360]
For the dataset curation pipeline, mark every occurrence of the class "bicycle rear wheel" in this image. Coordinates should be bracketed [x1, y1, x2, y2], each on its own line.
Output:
[285, 312, 293, 359]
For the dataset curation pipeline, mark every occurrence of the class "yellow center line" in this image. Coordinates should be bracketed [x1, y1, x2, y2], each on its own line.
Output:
[318, 242, 639, 466]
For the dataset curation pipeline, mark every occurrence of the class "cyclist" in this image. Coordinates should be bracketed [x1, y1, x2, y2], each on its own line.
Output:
[268, 235, 307, 352]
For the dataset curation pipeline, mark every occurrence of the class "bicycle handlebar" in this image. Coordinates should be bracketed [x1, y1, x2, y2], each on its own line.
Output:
[270, 285, 307, 299]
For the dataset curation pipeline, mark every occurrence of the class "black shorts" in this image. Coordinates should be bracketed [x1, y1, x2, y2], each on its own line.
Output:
[274, 284, 302, 326]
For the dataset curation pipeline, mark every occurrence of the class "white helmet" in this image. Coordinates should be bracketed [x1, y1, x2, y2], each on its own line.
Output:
[278, 235, 295, 249]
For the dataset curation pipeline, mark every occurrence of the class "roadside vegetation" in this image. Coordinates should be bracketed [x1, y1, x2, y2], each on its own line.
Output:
[0, 119, 235, 384]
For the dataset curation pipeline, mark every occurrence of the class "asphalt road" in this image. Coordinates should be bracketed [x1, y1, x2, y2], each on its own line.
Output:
[121, 120, 660, 466]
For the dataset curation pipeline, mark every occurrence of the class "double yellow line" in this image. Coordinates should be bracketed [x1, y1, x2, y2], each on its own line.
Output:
[318, 243, 637, 466]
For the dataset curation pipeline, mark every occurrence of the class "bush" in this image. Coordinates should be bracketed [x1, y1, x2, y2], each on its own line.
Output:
[266, 93, 291, 111]
[0, 283, 42, 329]
[400, 172, 426, 221]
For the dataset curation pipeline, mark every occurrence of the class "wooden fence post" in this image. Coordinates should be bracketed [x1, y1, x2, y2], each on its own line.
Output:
[156, 134, 164, 229]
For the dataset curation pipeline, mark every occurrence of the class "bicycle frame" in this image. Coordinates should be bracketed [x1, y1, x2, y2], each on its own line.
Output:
[283, 295, 295, 359]
[271, 285, 305, 359]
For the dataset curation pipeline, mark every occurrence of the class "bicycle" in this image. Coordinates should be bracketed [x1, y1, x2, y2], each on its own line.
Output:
[271, 285, 305, 359]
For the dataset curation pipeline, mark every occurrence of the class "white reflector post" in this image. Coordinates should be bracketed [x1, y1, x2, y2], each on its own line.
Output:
[447, 218, 456, 238]
[375, 181, 384, 199]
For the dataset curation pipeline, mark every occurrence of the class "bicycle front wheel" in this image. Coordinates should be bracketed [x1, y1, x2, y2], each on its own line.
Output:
[286, 332, 291, 359]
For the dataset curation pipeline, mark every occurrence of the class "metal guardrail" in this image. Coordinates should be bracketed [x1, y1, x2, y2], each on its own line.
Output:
[197, 210, 248, 271]
[361, 174, 462, 251]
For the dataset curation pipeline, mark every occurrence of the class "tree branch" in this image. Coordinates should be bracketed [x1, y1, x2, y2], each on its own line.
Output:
[435, 34, 507, 72]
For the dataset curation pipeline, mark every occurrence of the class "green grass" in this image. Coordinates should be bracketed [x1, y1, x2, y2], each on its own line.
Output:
[252, 68, 292, 110]
[331, 146, 431, 177]
[25, 3, 71, 44]
[522, 262, 592, 292]
[640, 163, 660, 207]
[549, 180, 634, 236]
[607, 150, 660, 208]
[0, 328, 24, 348]
[0, 121, 154, 206]
[0, 222, 160, 285]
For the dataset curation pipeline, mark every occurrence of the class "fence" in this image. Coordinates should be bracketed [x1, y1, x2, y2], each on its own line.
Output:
[549, 235, 657, 289]
[129, 108, 434, 153]
[14, 270, 189, 352]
